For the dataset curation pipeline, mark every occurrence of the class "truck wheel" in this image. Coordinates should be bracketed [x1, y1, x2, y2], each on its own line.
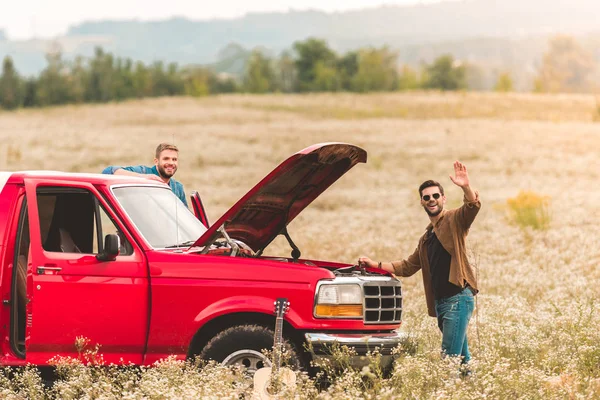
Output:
[199, 324, 302, 374]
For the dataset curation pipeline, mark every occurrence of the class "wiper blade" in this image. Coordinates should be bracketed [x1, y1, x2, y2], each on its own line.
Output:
[164, 240, 197, 248]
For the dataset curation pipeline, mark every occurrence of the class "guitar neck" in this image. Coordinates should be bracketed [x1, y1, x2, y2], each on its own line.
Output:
[273, 315, 283, 372]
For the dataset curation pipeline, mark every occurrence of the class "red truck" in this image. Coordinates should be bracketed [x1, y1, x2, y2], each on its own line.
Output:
[0, 143, 403, 374]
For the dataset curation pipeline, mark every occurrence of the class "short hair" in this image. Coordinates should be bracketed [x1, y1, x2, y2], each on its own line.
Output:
[155, 143, 179, 159]
[418, 180, 444, 198]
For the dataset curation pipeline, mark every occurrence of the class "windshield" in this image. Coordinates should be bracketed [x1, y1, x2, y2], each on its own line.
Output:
[112, 186, 207, 249]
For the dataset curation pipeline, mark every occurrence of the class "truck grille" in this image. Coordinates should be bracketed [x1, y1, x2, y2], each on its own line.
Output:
[363, 282, 402, 324]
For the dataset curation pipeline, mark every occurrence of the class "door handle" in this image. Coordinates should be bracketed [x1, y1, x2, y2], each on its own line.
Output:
[36, 266, 62, 275]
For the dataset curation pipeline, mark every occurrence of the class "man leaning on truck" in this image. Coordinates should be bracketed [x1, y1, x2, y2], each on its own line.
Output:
[102, 143, 188, 207]
[359, 161, 481, 374]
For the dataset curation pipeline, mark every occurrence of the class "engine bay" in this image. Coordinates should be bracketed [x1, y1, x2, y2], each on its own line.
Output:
[196, 224, 387, 276]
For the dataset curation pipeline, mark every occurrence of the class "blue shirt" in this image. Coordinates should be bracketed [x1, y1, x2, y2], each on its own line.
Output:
[101, 165, 188, 207]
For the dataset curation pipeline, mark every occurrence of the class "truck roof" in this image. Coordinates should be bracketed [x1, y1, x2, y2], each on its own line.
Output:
[0, 171, 166, 194]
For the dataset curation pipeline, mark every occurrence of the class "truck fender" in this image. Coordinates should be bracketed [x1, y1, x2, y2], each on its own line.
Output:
[192, 295, 302, 329]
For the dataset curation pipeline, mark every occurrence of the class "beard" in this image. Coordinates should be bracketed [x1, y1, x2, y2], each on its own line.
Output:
[424, 203, 443, 217]
[157, 164, 176, 179]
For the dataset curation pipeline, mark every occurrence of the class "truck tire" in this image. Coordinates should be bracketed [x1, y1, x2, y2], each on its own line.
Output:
[199, 324, 302, 374]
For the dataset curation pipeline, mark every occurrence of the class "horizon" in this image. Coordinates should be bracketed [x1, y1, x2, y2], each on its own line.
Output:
[0, 0, 452, 41]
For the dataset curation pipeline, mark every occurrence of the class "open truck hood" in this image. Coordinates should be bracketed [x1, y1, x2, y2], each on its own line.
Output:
[191, 143, 367, 252]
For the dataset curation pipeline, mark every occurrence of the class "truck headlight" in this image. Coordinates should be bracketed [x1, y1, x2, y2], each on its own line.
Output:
[315, 284, 363, 318]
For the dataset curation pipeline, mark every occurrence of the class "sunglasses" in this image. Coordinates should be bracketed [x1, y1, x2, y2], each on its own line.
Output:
[422, 193, 441, 201]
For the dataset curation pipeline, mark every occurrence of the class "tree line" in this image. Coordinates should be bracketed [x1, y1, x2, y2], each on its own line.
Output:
[0, 35, 597, 110]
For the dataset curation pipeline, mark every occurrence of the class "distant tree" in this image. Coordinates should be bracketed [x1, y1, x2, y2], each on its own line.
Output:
[243, 50, 276, 93]
[337, 51, 359, 91]
[423, 55, 466, 91]
[0, 29, 6, 41]
[132, 62, 152, 98]
[494, 72, 514, 92]
[182, 67, 237, 96]
[419, 64, 430, 88]
[0, 56, 23, 109]
[150, 61, 184, 97]
[293, 38, 337, 92]
[183, 67, 212, 97]
[87, 47, 115, 102]
[21, 78, 38, 107]
[351, 47, 398, 92]
[36, 52, 71, 106]
[210, 74, 239, 94]
[113, 57, 136, 100]
[68, 56, 88, 103]
[397, 65, 421, 90]
[312, 60, 341, 91]
[165, 63, 185, 95]
[276, 51, 297, 93]
[535, 35, 597, 93]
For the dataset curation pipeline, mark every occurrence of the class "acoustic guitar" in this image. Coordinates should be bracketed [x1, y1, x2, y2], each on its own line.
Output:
[253, 298, 296, 399]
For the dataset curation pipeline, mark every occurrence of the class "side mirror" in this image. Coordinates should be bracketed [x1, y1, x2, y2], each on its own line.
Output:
[96, 234, 120, 261]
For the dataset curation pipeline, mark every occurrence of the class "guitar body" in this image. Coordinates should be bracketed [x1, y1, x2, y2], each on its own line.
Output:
[253, 367, 296, 399]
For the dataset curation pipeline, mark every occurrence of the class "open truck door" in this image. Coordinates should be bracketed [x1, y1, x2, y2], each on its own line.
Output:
[190, 191, 209, 228]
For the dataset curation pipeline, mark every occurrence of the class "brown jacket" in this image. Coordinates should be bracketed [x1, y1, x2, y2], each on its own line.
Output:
[391, 192, 481, 317]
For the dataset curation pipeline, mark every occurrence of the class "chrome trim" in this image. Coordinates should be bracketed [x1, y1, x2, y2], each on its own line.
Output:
[305, 331, 407, 361]
[36, 266, 62, 275]
[305, 332, 405, 347]
[363, 280, 403, 324]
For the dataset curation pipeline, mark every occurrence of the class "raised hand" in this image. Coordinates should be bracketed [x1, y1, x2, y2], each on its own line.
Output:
[449, 161, 470, 188]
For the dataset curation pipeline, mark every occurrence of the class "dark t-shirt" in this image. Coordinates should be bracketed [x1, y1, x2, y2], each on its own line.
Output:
[426, 229, 462, 300]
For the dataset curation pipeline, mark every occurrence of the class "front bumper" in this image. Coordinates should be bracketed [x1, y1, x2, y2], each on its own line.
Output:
[304, 331, 406, 368]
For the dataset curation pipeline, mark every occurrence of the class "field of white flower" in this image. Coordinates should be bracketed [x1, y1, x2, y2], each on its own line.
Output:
[1, 92, 599, 399]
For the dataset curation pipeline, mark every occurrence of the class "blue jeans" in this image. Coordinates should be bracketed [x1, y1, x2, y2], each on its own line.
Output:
[434, 287, 475, 364]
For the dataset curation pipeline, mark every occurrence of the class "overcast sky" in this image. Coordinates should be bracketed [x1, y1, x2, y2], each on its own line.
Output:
[1, 0, 449, 40]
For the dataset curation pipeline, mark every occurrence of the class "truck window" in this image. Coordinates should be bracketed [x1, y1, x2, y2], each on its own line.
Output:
[37, 189, 133, 256]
